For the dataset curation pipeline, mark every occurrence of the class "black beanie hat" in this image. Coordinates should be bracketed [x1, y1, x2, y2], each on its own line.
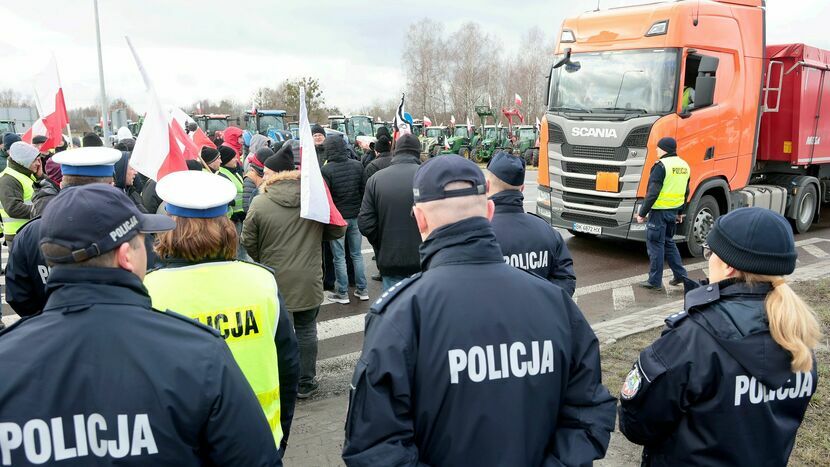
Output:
[657, 137, 677, 154]
[32, 135, 48, 145]
[218, 145, 237, 165]
[255, 147, 274, 166]
[265, 144, 295, 173]
[375, 126, 390, 139]
[311, 124, 326, 137]
[200, 146, 220, 164]
[375, 135, 391, 153]
[82, 132, 103, 147]
[3, 132, 21, 149]
[186, 160, 204, 171]
[395, 134, 421, 157]
[706, 207, 797, 276]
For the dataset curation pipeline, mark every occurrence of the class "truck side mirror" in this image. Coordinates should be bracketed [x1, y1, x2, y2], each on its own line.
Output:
[679, 108, 692, 119]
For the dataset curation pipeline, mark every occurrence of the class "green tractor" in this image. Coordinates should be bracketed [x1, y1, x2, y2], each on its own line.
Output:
[514, 125, 540, 166]
[420, 126, 449, 158]
[0, 120, 16, 135]
[440, 125, 473, 159]
[470, 106, 510, 163]
[328, 115, 375, 155]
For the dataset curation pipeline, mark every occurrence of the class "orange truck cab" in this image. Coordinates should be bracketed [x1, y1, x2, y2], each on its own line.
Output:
[538, 0, 829, 256]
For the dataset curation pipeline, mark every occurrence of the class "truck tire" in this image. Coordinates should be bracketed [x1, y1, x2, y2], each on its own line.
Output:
[471, 147, 484, 163]
[790, 184, 818, 234]
[682, 195, 719, 257]
[459, 147, 471, 159]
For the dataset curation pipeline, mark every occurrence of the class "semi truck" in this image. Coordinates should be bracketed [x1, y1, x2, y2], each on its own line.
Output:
[537, 0, 830, 256]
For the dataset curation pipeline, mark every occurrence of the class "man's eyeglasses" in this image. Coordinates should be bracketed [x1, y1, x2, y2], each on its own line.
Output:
[702, 243, 712, 260]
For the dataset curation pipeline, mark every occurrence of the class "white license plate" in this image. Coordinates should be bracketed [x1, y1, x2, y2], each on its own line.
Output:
[573, 223, 602, 235]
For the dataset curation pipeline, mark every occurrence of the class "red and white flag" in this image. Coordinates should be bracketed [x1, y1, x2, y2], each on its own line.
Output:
[196, 101, 202, 113]
[423, 116, 432, 127]
[23, 57, 69, 152]
[466, 116, 473, 133]
[450, 115, 456, 126]
[514, 94, 523, 107]
[126, 38, 188, 181]
[168, 108, 201, 160]
[192, 127, 216, 151]
[535, 117, 541, 128]
[299, 86, 346, 226]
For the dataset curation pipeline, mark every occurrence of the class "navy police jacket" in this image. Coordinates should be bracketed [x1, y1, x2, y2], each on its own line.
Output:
[342, 217, 616, 467]
[619, 280, 817, 466]
[490, 190, 576, 295]
[0, 267, 281, 466]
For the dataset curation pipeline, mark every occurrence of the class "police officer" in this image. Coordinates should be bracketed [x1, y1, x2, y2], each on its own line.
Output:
[342, 155, 616, 466]
[636, 137, 690, 291]
[486, 151, 576, 295]
[0, 184, 280, 465]
[144, 170, 299, 457]
[5, 147, 122, 317]
[619, 207, 821, 466]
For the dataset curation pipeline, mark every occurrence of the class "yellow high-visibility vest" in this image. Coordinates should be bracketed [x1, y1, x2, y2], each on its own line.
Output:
[653, 155, 691, 210]
[217, 167, 244, 216]
[0, 166, 36, 235]
[144, 260, 283, 446]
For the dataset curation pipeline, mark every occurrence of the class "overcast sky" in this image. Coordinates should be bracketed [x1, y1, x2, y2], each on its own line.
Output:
[3, 0, 828, 114]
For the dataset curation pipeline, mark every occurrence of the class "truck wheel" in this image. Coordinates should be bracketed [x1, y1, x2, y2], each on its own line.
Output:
[790, 184, 818, 234]
[459, 147, 471, 159]
[682, 195, 719, 258]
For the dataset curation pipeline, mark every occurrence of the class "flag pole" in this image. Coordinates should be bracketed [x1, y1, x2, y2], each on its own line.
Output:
[94, 0, 110, 146]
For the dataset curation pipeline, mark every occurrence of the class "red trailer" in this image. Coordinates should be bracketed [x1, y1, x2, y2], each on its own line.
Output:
[758, 44, 830, 166]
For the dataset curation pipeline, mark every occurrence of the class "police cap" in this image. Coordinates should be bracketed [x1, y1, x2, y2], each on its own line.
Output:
[156, 170, 236, 218]
[413, 154, 485, 203]
[40, 184, 176, 263]
[487, 151, 525, 187]
[52, 147, 121, 177]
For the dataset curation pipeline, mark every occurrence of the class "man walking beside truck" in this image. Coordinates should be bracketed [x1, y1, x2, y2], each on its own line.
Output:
[636, 137, 690, 291]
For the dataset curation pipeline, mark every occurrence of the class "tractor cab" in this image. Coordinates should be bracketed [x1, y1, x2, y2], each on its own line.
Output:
[193, 114, 230, 136]
[246, 110, 288, 143]
[421, 126, 449, 158]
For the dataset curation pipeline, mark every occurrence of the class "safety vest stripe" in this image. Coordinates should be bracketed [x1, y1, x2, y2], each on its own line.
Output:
[0, 167, 36, 235]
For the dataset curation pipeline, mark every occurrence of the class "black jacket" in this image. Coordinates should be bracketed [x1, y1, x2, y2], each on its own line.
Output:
[619, 280, 816, 466]
[0, 267, 281, 466]
[4, 218, 48, 317]
[321, 137, 365, 219]
[360, 149, 376, 167]
[358, 154, 422, 277]
[490, 190, 577, 295]
[343, 217, 616, 466]
[363, 151, 392, 183]
[114, 151, 147, 214]
[639, 153, 691, 217]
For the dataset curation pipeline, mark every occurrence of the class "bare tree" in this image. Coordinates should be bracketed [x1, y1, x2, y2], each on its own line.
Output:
[402, 19, 447, 122]
[0, 88, 34, 108]
[447, 22, 501, 126]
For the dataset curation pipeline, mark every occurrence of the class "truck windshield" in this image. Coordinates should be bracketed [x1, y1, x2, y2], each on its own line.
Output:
[453, 127, 468, 137]
[548, 48, 678, 115]
[206, 119, 228, 133]
[258, 115, 284, 133]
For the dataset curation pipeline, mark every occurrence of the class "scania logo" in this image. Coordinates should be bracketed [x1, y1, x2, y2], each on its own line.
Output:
[571, 127, 618, 138]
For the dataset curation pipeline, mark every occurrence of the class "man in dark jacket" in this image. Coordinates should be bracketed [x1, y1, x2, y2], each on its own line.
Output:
[363, 135, 392, 183]
[311, 124, 327, 168]
[358, 134, 422, 290]
[321, 135, 368, 303]
[486, 151, 576, 295]
[0, 184, 281, 466]
[343, 155, 616, 466]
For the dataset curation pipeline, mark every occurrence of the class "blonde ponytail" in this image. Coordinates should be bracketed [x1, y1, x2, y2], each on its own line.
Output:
[736, 273, 821, 373]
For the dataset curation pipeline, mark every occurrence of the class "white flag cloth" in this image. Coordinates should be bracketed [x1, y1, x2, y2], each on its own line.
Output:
[299, 86, 330, 224]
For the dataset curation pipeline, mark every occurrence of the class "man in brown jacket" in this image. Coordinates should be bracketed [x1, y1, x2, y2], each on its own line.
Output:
[242, 147, 346, 399]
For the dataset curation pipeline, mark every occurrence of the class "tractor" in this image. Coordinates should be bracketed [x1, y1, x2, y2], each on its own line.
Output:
[328, 115, 376, 155]
[193, 114, 230, 137]
[245, 110, 289, 144]
[513, 124, 540, 166]
[440, 126, 473, 159]
[420, 126, 449, 158]
[0, 120, 16, 135]
[469, 105, 510, 163]
[288, 121, 300, 140]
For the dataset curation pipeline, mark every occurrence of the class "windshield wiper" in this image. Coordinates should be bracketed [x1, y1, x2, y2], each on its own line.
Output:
[594, 107, 648, 113]
[549, 106, 592, 113]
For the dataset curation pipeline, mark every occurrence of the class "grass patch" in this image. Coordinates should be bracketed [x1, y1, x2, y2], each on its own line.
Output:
[599, 279, 830, 464]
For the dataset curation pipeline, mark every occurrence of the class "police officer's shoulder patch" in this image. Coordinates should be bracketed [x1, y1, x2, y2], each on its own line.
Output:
[369, 272, 422, 314]
[664, 310, 689, 329]
[620, 364, 644, 400]
[153, 308, 221, 337]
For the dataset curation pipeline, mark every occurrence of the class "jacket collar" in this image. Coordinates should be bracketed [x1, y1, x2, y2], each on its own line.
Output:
[390, 154, 421, 166]
[43, 267, 152, 312]
[490, 190, 525, 213]
[419, 217, 504, 270]
[376, 151, 392, 159]
[660, 152, 678, 160]
[684, 278, 772, 312]
[7, 159, 35, 177]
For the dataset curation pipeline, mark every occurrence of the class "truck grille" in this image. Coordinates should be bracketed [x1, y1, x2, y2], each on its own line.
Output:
[562, 161, 623, 175]
[549, 123, 566, 144]
[622, 126, 651, 148]
[562, 143, 628, 161]
[562, 192, 622, 209]
[562, 212, 619, 227]
[562, 177, 598, 191]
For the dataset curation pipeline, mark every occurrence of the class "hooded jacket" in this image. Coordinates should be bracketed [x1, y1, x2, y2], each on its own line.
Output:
[619, 279, 817, 466]
[321, 136, 365, 219]
[357, 153, 422, 277]
[114, 151, 148, 213]
[363, 151, 392, 183]
[343, 217, 616, 466]
[490, 190, 576, 295]
[242, 170, 346, 312]
[221, 127, 244, 159]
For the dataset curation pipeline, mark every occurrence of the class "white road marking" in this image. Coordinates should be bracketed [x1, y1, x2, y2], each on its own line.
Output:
[612, 285, 635, 311]
[803, 244, 828, 259]
[318, 313, 366, 341]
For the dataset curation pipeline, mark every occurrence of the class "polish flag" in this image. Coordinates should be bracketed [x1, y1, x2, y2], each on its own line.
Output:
[423, 116, 432, 127]
[299, 86, 346, 227]
[535, 117, 541, 128]
[450, 115, 456, 126]
[515, 93, 523, 107]
[23, 57, 69, 152]
[168, 108, 201, 160]
[466, 116, 473, 133]
[126, 38, 188, 181]
[196, 101, 202, 114]
[192, 127, 216, 150]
